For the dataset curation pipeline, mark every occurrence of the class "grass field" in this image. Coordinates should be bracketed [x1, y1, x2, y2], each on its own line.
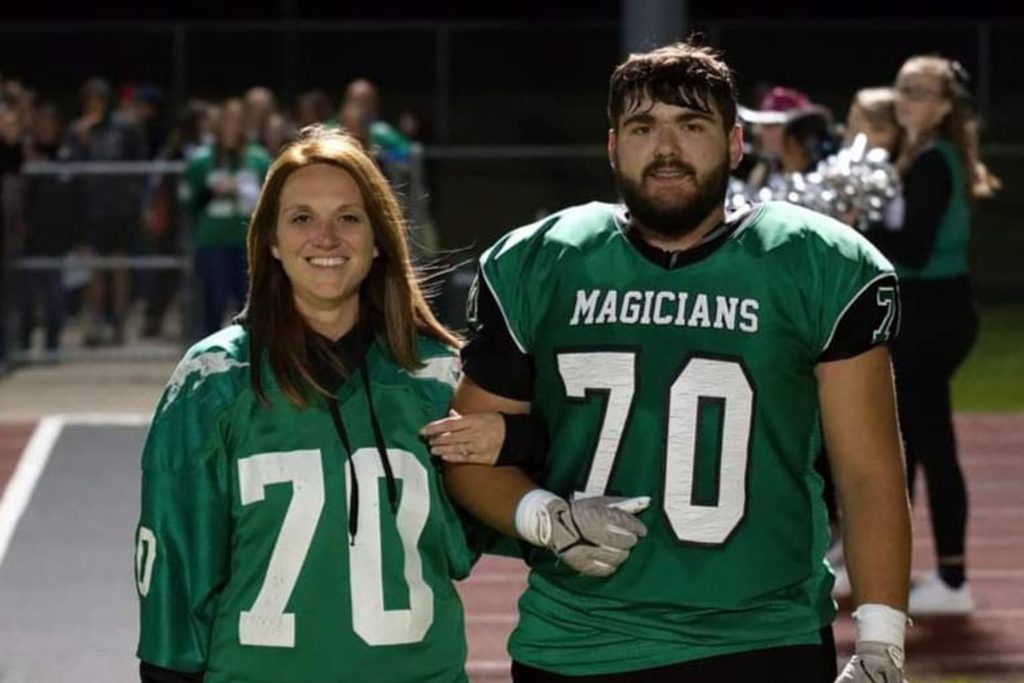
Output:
[952, 303, 1024, 412]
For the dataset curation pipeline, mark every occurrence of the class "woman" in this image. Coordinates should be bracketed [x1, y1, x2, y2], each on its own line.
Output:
[136, 127, 494, 682]
[867, 55, 996, 615]
[182, 97, 271, 336]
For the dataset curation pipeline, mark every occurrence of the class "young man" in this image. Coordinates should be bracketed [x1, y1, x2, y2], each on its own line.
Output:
[442, 42, 912, 682]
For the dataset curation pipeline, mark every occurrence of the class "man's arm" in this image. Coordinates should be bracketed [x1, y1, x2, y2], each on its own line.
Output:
[442, 376, 647, 577]
[442, 375, 535, 537]
[818, 343, 911, 610]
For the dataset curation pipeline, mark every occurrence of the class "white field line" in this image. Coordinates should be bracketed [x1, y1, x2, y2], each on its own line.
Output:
[0, 414, 150, 570]
[0, 417, 65, 569]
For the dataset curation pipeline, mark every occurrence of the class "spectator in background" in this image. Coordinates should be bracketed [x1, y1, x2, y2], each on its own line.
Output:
[25, 103, 66, 161]
[1, 79, 32, 125]
[295, 89, 333, 128]
[128, 83, 166, 160]
[139, 99, 212, 338]
[262, 111, 294, 157]
[336, 82, 438, 258]
[398, 109, 422, 142]
[66, 76, 147, 345]
[337, 97, 372, 149]
[844, 87, 903, 158]
[16, 103, 75, 358]
[0, 104, 23, 175]
[865, 55, 998, 616]
[0, 103, 25, 364]
[244, 86, 277, 149]
[739, 86, 811, 189]
[339, 78, 412, 163]
[181, 98, 270, 336]
[779, 106, 839, 174]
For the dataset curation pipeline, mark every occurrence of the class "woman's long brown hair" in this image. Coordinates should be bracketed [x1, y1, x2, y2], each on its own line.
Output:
[242, 126, 460, 407]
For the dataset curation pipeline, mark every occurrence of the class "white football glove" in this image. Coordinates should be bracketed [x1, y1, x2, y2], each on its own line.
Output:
[836, 604, 909, 683]
[836, 641, 906, 683]
[515, 490, 649, 577]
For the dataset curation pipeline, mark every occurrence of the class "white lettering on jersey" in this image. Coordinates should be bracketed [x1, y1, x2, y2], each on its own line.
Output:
[595, 290, 619, 324]
[674, 292, 690, 326]
[619, 291, 643, 324]
[569, 289, 601, 326]
[687, 294, 712, 328]
[653, 291, 675, 324]
[161, 351, 249, 413]
[568, 289, 760, 334]
[713, 296, 739, 330]
[739, 299, 760, 333]
[640, 291, 655, 324]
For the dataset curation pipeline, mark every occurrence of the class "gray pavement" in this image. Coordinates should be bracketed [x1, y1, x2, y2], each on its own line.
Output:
[0, 424, 146, 683]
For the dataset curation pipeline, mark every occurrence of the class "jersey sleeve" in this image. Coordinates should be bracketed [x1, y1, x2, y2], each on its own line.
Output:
[407, 340, 483, 579]
[460, 267, 535, 401]
[136, 349, 239, 673]
[814, 220, 900, 362]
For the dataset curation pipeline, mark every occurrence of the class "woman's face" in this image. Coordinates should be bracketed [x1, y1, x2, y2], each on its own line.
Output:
[217, 101, 245, 149]
[272, 163, 378, 335]
[895, 65, 951, 137]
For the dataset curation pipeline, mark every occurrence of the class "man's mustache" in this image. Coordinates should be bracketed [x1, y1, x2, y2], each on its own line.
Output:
[644, 160, 696, 178]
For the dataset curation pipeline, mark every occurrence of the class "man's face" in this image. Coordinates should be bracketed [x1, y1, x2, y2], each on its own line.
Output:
[608, 96, 742, 239]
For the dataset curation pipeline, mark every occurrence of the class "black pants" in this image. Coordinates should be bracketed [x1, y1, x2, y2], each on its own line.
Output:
[511, 628, 837, 682]
[891, 275, 978, 563]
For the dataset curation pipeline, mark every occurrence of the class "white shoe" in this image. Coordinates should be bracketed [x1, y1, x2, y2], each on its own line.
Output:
[908, 571, 975, 615]
[832, 565, 851, 599]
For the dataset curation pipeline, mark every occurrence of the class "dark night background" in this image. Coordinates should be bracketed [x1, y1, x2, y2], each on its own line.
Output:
[2, 1, 1022, 295]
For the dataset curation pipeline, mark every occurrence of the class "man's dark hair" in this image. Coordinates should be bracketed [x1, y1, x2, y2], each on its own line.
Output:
[608, 41, 738, 132]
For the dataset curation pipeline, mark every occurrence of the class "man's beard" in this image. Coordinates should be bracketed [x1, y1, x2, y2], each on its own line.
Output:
[616, 155, 731, 240]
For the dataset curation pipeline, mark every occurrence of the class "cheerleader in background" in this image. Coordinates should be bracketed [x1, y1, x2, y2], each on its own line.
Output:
[865, 55, 1001, 615]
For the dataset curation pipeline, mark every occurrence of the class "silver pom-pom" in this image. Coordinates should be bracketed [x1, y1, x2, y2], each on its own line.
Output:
[729, 134, 901, 231]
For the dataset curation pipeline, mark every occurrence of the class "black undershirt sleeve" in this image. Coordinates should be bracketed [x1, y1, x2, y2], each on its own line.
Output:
[459, 269, 535, 401]
[496, 413, 548, 473]
[867, 148, 952, 269]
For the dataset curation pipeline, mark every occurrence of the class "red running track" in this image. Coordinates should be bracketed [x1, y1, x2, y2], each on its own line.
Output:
[1, 415, 1021, 680]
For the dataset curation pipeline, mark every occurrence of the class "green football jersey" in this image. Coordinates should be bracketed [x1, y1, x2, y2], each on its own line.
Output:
[180, 143, 271, 248]
[475, 201, 898, 674]
[135, 325, 474, 683]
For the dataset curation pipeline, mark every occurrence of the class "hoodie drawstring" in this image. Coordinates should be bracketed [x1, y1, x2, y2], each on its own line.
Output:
[325, 360, 399, 545]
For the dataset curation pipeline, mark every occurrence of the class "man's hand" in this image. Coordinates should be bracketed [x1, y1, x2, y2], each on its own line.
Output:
[836, 604, 909, 683]
[515, 490, 649, 577]
[836, 641, 906, 683]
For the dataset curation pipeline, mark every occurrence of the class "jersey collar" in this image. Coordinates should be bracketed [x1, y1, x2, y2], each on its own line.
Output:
[615, 204, 753, 270]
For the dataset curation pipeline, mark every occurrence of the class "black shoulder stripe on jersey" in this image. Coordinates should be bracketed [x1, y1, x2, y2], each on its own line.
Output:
[460, 268, 535, 401]
[819, 273, 901, 363]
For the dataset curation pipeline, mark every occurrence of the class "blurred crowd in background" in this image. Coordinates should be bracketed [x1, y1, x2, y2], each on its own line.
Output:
[0, 75, 434, 357]
[0, 61, 1002, 361]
